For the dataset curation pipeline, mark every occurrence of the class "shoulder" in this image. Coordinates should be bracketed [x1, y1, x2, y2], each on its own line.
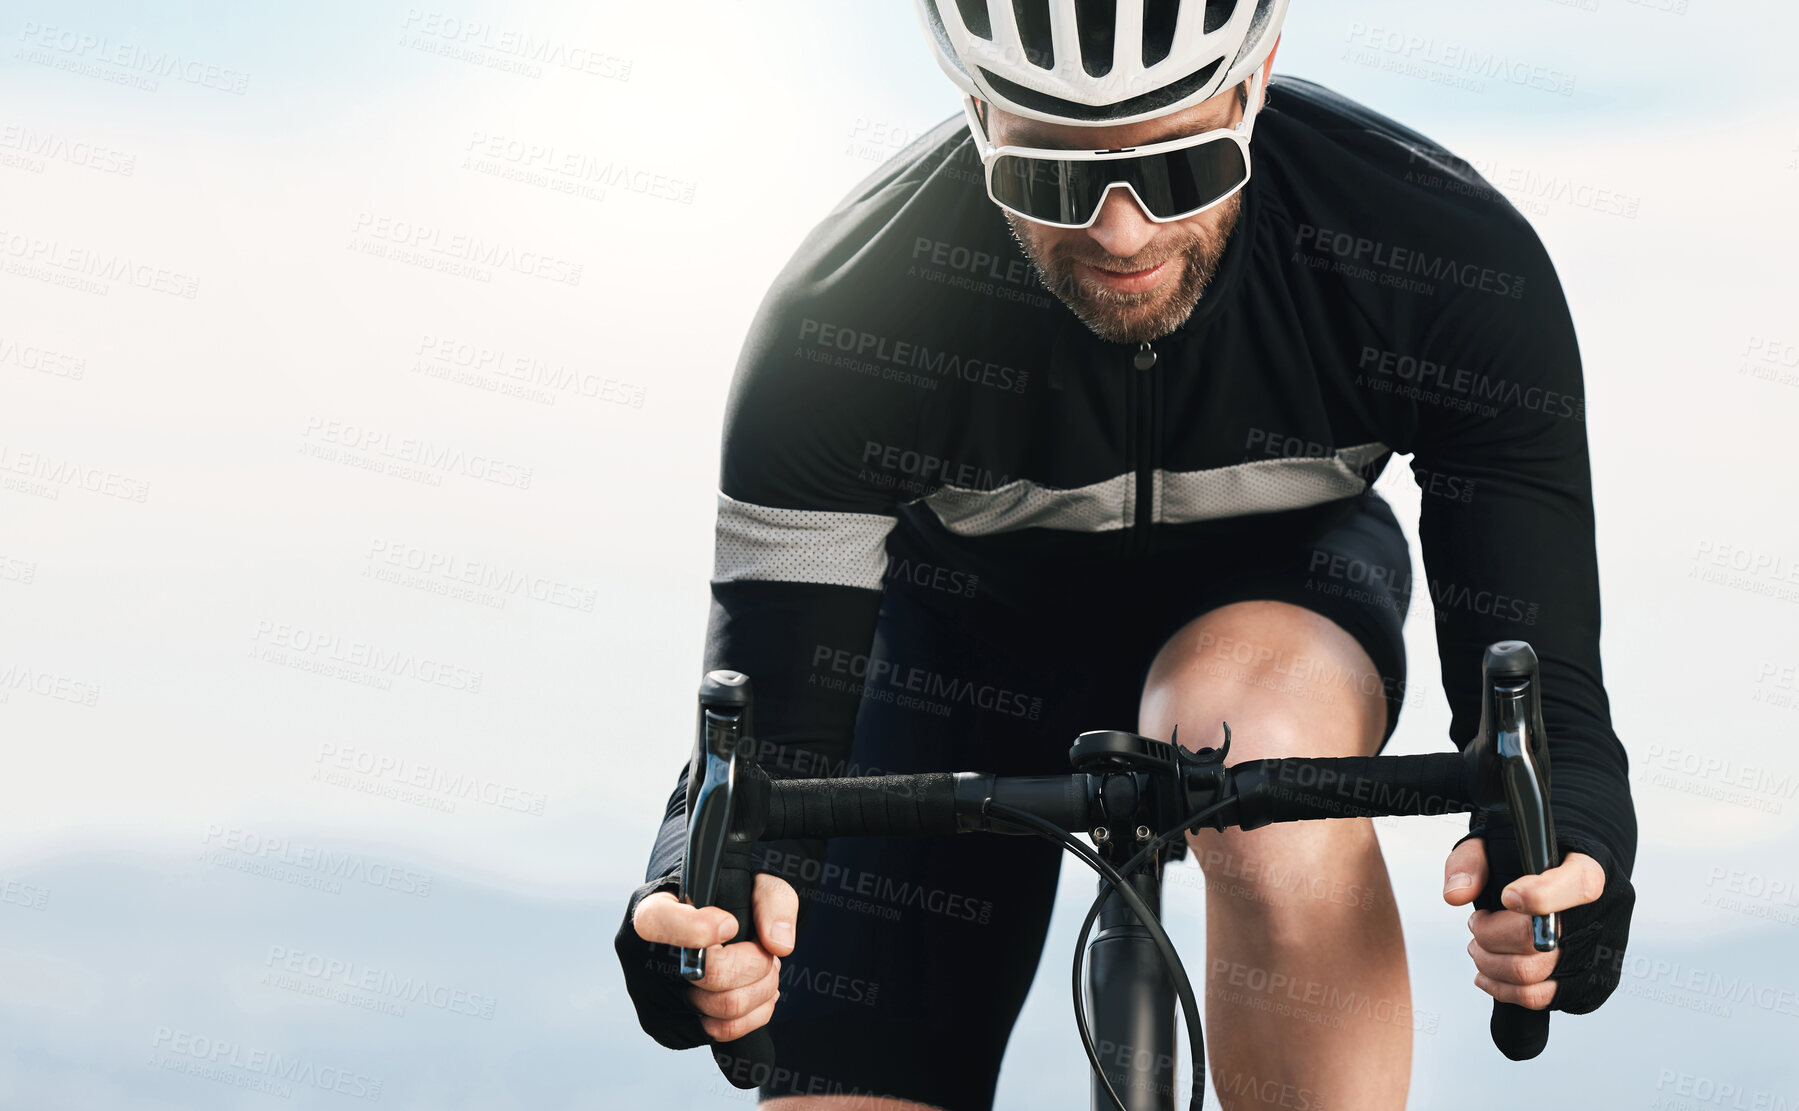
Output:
[731, 111, 1050, 412]
[1250, 77, 1569, 348]
[1255, 77, 1557, 292]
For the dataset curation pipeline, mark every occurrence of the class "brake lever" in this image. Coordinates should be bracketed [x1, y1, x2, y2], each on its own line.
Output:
[680, 670, 752, 981]
[1470, 640, 1559, 1060]
[1480, 641, 1560, 950]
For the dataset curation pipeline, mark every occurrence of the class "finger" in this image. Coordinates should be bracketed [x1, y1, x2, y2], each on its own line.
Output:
[632, 892, 740, 950]
[1466, 939, 1557, 986]
[1442, 837, 1489, 906]
[1473, 972, 1557, 1011]
[754, 874, 800, 957]
[700, 991, 781, 1044]
[1501, 852, 1605, 916]
[692, 939, 777, 992]
[1468, 909, 1542, 955]
[691, 959, 780, 1020]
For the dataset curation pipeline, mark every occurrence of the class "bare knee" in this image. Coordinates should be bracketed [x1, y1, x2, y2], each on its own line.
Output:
[1139, 600, 1387, 758]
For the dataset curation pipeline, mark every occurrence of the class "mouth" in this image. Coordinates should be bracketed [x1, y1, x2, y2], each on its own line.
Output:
[1077, 259, 1171, 295]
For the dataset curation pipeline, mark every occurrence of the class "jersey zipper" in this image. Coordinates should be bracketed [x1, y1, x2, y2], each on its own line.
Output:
[1131, 341, 1158, 552]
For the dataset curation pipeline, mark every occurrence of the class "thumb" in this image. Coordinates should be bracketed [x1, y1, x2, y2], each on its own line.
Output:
[1443, 836, 1489, 906]
[753, 873, 800, 957]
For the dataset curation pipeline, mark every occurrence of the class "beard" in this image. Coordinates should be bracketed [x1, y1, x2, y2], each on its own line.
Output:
[1006, 192, 1242, 345]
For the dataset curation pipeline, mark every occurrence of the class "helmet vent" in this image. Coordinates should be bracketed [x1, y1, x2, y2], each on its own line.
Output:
[953, 0, 992, 39]
[1076, 0, 1117, 77]
[1142, 0, 1180, 67]
[977, 53, 1218, 121]
[1204, 0, 1237, 34]
[1012, 0, 1055, 69]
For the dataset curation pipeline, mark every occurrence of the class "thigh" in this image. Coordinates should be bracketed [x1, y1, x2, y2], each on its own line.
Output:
[761, 579, 1137, 1111]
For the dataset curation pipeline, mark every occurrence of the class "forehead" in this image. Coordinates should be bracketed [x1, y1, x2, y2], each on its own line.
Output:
[994, 95, 1237, 150]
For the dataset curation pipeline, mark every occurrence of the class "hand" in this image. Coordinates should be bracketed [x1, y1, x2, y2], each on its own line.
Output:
[632, 874, 798, 1042]
[1442, 839, 1607, 1010]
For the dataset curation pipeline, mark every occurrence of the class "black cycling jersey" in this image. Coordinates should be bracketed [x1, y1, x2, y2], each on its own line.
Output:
[629, 75, 1635, 934]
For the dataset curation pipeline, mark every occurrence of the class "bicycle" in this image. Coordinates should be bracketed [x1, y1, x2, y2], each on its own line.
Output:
[675, 640, 1562, 1111]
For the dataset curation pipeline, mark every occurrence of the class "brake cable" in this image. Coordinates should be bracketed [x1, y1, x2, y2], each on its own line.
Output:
[984, 796, 1230, 1111]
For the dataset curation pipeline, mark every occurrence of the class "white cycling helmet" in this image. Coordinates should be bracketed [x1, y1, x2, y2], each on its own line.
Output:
[915, 0, 1288, 126]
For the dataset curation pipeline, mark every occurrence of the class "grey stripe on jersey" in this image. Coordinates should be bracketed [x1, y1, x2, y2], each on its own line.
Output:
[920, 443, 1388, 536]
[713, 492, 895, 590]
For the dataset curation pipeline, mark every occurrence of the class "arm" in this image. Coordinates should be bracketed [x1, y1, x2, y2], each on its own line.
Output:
[1411, 258, 1636, 1015]
[615, 284, 910, 1052]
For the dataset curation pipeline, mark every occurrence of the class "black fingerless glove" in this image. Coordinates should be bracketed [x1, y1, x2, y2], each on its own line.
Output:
[614, 872, 705, 1051]
[1460, 822, 1636, 1014]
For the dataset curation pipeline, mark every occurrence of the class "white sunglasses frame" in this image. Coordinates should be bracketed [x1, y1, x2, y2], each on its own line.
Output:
[962, 69, 1266, 229]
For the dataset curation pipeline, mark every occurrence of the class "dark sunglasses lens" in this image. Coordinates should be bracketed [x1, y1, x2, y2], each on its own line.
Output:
[1137, 140, 1248, 218]
[989, 138, 1247, 224]
[989, 154, 1110, 225]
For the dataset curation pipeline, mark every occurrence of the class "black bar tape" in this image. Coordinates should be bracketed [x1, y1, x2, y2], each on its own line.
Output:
[1236, 753, 1476, 828]
[762, 774, 961, 840]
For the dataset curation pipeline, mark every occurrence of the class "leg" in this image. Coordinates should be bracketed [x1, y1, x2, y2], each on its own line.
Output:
[760, 565, 1137, 1111]
[1141, 601, 1411, 1111]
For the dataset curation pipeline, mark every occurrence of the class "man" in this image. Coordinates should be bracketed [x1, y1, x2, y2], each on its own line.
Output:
[619, 3, 1637, 1109]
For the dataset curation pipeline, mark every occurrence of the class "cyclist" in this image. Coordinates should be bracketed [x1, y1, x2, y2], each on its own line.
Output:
[620, 3, 1637, 1108]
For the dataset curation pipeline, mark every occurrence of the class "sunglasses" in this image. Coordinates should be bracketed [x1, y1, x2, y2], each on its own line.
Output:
[962, 70, 1263, 229]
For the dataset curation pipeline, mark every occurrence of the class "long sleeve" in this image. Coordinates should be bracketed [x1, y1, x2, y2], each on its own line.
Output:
[1410, 253, 1636, 878]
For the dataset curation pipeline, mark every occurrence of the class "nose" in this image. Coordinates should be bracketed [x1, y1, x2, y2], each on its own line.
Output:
[1084, 185, 1159, 261]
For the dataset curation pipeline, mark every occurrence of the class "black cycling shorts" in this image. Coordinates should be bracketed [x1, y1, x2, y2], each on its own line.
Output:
[758, 491, 1411, 1111]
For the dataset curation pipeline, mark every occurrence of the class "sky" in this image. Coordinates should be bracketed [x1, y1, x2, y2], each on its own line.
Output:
[3, 1, 1798, 1108]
